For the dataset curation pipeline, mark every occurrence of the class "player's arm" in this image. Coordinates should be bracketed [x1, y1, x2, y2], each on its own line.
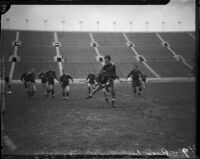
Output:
[20, 73, 25, 82]
[69, 75, 74, 82]
[126, 71, 132, 80]
[85, 75, 89, 82]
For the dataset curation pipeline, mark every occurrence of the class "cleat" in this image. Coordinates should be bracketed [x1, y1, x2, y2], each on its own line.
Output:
[86, 95, 92, 99]
[111, 99, 116, 108]
[105, 98, 108, 104]
[52, 95, 55, 98]
[134, 94, 137, 97]
[66, 97, 70, 101]
[137, 93, 142, 97]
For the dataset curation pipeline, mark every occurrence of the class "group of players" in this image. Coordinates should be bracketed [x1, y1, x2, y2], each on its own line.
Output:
[5, 55, 147, 107]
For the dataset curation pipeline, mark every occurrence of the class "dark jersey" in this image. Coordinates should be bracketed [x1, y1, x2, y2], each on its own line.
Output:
[86, 74, 96, 84]
[39, 72, 47, 83]
[5, 76, 10, 83]
[27, 72, 36, 83]
[59, 74, 73, 86]
[127, 70, 143, 82]
[20, 72, 29, 82]
[46, 70, 57, 81]
[101, 63, 117, 80]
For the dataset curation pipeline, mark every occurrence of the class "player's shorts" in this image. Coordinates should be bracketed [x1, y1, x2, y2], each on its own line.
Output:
[48, 79, 54, 85]
[41, 79, 47, 84]
[62, 83, 69, 88]
[132, 80, 141, 88]
[89, 80, 95, 85]
[24, 82, 28, 89]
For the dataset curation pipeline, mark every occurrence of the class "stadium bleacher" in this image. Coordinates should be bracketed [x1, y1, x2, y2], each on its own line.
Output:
[57, 32, 91, 46]
[0, 30, 17, 46]
[146, 61, 192, 77]
[159, 32, 195, 46]
[98, 47, 137, 62]
[4, 62, 12, 75]
[13, 62, 59, 80]
[0, 30, 16, 61]
[172, 46, 195, 63]
[62, 62, 101, 78]
[0, 46, 15, 61]
[92, 33, 127, 46]
[19, 31, 54, 46]
[114, 62, 156, 78]
[126, 33, 162, 46]
[134, 46, 176, 61]
[17, 46, 56, 61]
[1, 30, 195, 80]
[59, 46, 97, 62]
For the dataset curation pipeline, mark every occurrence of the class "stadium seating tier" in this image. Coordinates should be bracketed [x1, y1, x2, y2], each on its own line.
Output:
[13, 62, 60, 80]
[60, 47, 97, 61]
[146, 61, 192, 77]
[92, 33, 127, 46]
[98, 47, 137, 62]
[62, 62, 101, 78]
[126, 33, 162, 46]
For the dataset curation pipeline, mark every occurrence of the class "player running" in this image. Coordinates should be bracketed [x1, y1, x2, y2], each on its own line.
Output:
[85, 71, 97, 94]
[39, 68, 48, 95]
[59, 69, 74, 101]
[20, 67, 29, 90]
[126, 64, 144, 97]
[46, 66, 58, 98]
[5, 74, 12, 93]
[86, 55, 120, 107]
[26, 68, 37, 99]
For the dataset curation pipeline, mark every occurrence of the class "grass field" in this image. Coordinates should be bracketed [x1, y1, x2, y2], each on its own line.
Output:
[2, 82, 196, 157]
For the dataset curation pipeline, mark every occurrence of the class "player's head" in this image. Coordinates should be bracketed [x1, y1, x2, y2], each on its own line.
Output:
[62, 69, 65, 74]
[31, 68, 35, 73]
[104, 55, 111, 64]
[49, 65, 53, 71]
[133, 64, 138, 70]
[24, 67, 28, 72]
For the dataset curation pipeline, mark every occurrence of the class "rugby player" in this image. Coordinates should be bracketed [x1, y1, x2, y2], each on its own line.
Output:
[26, 68, 36, 99]
[85, 71, 97, 94]
[46, 66, 58, 98]
[20, 67, 29, 90]
[86, 55, 119, 107]
[39, 68, 48, 95]
[5, 74, 12, 93]
[59, 69, 74, 101]
[126, 64, 144, 97]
